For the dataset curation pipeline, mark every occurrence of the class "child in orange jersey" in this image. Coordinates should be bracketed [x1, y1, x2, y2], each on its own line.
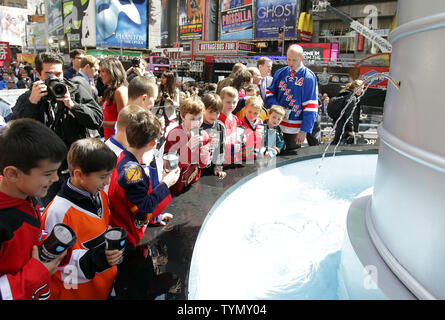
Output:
[42, 138, 121, 300]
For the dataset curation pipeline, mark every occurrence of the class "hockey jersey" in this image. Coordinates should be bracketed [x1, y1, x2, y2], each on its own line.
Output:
[164, 124, 211, 196]
[41, 180, 117, 300]
[105, 135, 125, 157]
[0, 190, 51, 300]
[201, 120, 226, 171]
[218, 112, 241, 164]
[108, 150, 172, 248]
[238, 116, 264, 161]
[265, 65, 319, 134]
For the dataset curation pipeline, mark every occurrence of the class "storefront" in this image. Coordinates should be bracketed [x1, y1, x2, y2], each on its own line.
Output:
[184, 40, 257, 82]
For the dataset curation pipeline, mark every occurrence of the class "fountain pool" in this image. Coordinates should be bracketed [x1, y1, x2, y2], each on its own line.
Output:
[188, 153, 379, 300]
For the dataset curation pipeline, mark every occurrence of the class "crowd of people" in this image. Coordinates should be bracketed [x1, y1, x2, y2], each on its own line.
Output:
[0, 44, 363, 300]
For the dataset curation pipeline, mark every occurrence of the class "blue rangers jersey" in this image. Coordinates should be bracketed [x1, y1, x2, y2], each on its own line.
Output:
[265, 65, 319, 134]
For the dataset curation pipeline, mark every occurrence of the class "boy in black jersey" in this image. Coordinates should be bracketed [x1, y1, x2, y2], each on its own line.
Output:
[0, 119, 67, 300]
[200, 93, 226, 179]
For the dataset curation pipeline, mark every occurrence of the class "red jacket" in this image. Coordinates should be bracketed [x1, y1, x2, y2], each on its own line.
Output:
[0, 190, 50, 300]
[164, 125, 211, 196]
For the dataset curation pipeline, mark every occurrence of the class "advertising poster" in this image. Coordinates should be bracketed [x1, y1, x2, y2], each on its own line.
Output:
[17, 53, 36, 65]
[0, 41, 11, 68]
[160, 0, 169, 45]
[63, 0, 97, 48]
[255, 0, 298, 40]
[178, 0, 204, 42]
[63, 0, 88, 48]
[220, 0, 253, 40]
[27, 0, 46, 15]
[148, 0, 161, 49]
[26, 22, 46, 50]
[0, 7, 28, 46]
[81, 0, 96, 47]
[297, 42, 332, 64]
[46, 0, 65, 39]
[96, 0, 147, 49]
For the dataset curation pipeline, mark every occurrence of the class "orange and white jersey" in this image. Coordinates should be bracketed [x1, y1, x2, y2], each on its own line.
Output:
[42, 180, 117, 300]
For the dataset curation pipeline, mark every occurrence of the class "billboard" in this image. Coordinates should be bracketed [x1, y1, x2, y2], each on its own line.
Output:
[81, 0, 96, 47]
[0, 7, 28, 46]
[58, 0, 96, 47]
[46, 0, 65, 39]
[296, 42, 332, 64]
[148, 0, 161, 49]
[26, 22, 47, 50]
[220, 0, 253, 41]
[160, 0, 169, 45]
[178, 0, 204, 42]
[195, 40, 255, 54]
[96, 0, 147, 49]
[27, 0, 46, 15]
[0, 42, 11, 68]
[297, 12, 313, 42]
[63, 0, 87, 48]
[255, 0, 298, 40]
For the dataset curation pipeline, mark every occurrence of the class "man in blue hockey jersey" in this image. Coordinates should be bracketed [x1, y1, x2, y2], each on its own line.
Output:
[265, 44, 319, 151]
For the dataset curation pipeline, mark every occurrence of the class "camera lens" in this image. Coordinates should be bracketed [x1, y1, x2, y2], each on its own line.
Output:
[45, 74, 67, 98]
[52, 83, 67, 98]
[132, 58, 140, 67]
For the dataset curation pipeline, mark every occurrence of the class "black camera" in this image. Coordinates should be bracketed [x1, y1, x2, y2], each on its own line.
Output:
[44, 74, 67, 99]
[163, 92, 169, 98]
[132, 58, 140, 67]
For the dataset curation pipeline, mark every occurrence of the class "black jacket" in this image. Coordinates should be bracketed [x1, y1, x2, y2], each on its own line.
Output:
[11, 78, 103, 149]
[63, 65, 79, 81]
[329, 90, 359, 133]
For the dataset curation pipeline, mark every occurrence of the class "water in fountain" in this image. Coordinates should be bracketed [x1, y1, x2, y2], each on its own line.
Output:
[316, 72, 400, 175]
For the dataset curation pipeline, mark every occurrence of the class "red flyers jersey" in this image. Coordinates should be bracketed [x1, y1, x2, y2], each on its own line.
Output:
[0, 191, 51, 300]
[108, 150, 172, 248]
[164, 125, 211, 196]
[42, 190, 117, 300]
[218, 112, 240, 164]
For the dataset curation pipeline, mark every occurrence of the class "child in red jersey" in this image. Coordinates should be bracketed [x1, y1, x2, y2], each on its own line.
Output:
[218, 86, 242, 164]
[164, 96, 211, 196]
[42, 138, 121, 300]
[238, 95, 265, 161]
[108, 108, 180, 299]
[0, 119, 67, 300]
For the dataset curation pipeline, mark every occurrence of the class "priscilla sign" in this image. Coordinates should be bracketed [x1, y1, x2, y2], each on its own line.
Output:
[255, 0, 298, 40]
[220, 0, 253, 40]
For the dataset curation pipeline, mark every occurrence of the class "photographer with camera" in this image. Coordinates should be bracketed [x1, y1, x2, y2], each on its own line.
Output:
[154, 71, 180, 137]
[126, 57, 154, 83]
[11, 52, 104, 206]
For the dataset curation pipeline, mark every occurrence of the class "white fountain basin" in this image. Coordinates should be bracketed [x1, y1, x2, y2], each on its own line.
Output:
[188, 154, 382, 299]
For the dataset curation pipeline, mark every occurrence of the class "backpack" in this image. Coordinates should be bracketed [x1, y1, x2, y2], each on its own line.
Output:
[327, 92, 351, 120]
